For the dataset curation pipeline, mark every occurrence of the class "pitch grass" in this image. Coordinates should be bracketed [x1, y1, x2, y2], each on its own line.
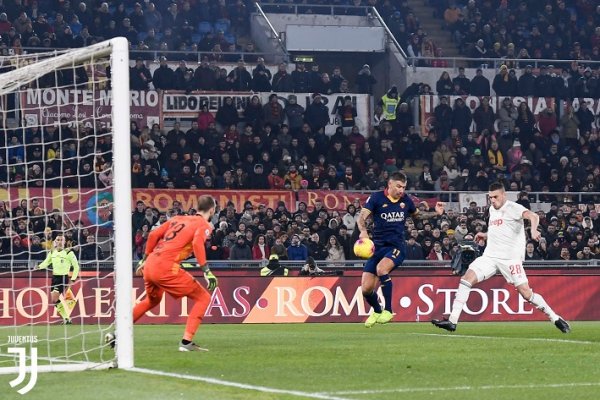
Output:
[1, 322, 600, 400]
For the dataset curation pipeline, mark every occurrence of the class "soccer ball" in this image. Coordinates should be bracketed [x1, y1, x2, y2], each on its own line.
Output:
[104, 332, 115, 349]
[354, 238, 375, 259]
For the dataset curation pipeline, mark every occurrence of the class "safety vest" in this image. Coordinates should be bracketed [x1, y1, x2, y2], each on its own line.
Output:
[381, 94, 399, 121]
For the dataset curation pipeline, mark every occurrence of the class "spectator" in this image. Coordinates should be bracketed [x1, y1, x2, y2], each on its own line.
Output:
[473, 97, 495, 135]
[80, 235, 105, 261]
[337, 96, 357, 135]
[215, 97, 238, 129]
[251, 57, 272, 92]
[263, 93, 285, 129]
[329, 66, 345, 93]
[451, 98, 472, 138]
[436, 71, 453, 95]
[283, 164, 303, 191]
[228, 60, 252, 91]
[304, 93, 329, 134]
[515, 102, 535, 147]
[355, 64, 376, 94]
[152, 56, 175, 90]
[535, 66, 554, 98]
[559, 106, 580, 150]
[272, 63, 293, 92]
[230, 235, 252, 260]
[379, 86, 400, 122]
[426, 241, 451, 261]
[497, 97, 517, 134]
[325, 234, 345, 262]
[291, 62, 310, 93]
[452, 67, 470, 95]
[517, 65, 536, 97]
[492, 65, 517, 96]
[470, 68, 491, 96]
[252, 234, 270, 260]
[287, 234, 308, 261]
[576, 101, 595, 136]
[195, 58, 217, 90]
[129, 58, 152, 90]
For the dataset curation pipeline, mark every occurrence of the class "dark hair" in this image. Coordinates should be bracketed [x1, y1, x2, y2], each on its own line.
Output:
[389, 171, 407, 183]
[489, 181, 505, 192]
[197, 195, 216, 212]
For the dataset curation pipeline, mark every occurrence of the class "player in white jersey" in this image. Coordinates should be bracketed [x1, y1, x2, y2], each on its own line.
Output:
[432, 182, 571, 333]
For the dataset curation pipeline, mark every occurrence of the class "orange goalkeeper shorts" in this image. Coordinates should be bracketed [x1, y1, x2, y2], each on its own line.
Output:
[143, 261, 204, 299]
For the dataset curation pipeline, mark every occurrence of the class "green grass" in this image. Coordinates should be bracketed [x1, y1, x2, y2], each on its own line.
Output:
[2, 322, 600, 400]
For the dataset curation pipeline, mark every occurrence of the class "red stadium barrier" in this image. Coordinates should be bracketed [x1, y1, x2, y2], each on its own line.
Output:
[2, 270, 599, 324]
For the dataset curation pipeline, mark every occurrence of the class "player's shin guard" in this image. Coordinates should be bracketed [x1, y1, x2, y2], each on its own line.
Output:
[449, 279, 472, 324]
[362, 290, 382, 314]
[183, 287, 212, 342]
[379, 275, 393, 312]
[528, 292, 558, 322]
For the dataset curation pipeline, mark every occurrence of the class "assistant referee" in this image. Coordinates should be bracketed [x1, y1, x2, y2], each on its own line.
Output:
[37, 235, 80, 324]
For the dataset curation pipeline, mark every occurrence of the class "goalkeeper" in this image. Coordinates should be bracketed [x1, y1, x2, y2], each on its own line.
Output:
[37, 235, 79, 324]
[133, 195, 218, 352]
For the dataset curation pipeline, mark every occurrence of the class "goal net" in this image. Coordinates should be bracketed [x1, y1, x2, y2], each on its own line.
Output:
[0, 38, 132, 379]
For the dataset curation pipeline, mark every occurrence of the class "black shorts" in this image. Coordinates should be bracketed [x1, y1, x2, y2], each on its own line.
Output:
[51, 275, 69, 294]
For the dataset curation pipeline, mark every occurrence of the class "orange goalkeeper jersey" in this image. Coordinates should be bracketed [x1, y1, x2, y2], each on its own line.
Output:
[144, 215, 213, 268]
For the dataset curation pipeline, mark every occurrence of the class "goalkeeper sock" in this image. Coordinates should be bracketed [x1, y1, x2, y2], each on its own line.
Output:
[379, 275, 393, 312]
[449, 279, 472, 324]
[363, 290, 382, 314]
[55, 301, 67, 320]
[528, 292, 558, 322]
[183, 286, 212, 342]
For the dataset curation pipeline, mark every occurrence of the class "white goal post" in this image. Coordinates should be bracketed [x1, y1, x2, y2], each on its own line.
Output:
[0, 37, 133, 374]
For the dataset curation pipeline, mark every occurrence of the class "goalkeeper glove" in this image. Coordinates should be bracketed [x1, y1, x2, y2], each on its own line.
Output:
[201, 265, 218, 291]
[136, 256, 146, 277]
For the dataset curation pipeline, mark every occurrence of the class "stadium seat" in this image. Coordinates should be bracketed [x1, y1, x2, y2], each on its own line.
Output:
[214, 19, 230, 33]
[198, 21, 213, 34]
[191, 33, 204, 44]
[224, 33, 236, 45]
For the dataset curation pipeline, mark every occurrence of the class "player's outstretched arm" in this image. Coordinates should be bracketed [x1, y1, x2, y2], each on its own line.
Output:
[356, 208, 372, 239]
[523, 210, 541, 241]
[37, 252, 52, 270]
[413, 201, 445, 220]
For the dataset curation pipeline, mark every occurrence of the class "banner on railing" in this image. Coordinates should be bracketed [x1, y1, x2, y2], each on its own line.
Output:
[20, 89, 161, 128]
[419, 95, 556, 136]
[132, 189, 296, 212]
[298, 190, 440, 211]
[4, 273, 597, 324]
[161, 91, 371, 135]
[0, 188, 296, 229]
[0, 188, 112, 229]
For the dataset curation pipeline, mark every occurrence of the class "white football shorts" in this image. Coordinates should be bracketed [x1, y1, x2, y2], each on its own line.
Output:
[469, 255, 528, 286]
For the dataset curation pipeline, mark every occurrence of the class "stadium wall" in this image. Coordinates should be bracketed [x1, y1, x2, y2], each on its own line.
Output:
[4, 271, 598, 324]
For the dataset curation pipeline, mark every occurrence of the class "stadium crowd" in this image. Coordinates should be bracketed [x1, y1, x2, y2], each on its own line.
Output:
[129, 194, 600, 263]
[436, 0, 600, 65]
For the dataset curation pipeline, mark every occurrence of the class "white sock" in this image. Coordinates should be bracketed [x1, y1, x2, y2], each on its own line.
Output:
[449, 279, 472, 324]
[528, 292, 559, 322]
